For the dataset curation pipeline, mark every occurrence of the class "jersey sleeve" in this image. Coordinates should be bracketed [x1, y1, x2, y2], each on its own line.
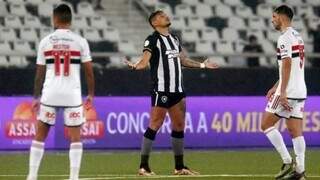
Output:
[36, 39, 46, 65]
[80, 38, 92, 63]
[278, 35, 292, 60]
[143, 35, 156, 53]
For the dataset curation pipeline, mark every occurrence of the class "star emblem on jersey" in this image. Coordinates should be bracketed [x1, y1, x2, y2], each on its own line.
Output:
[161, 96, 168, 103]
[144, 40, 149, 47]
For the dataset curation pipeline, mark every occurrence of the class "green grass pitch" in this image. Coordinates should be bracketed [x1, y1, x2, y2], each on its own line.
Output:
[0, 149, 319, 180]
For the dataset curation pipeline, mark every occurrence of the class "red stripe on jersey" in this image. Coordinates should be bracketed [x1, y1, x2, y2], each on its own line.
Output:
[292, 45, 304, 51]
[44, 50, 81, 57]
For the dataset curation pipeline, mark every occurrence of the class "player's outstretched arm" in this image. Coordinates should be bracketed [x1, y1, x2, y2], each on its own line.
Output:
[124, 51, 152, 70]
[32, 65, 46, 112]
[179, 49, 218, 69]
[83, 61, 95, 109]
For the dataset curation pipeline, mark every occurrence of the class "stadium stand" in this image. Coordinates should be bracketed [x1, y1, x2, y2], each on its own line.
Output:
[0, 0, 319, 69]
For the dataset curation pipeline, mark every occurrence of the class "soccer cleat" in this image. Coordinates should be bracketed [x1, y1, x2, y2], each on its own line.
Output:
[282, 171, 306, 180]
[174, 166, 200, 175]
[275, 163, 294, 179]
[138, 167, 156, 176]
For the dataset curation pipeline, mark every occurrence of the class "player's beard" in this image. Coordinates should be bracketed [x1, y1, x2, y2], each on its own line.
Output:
[165, 22, 171, 27]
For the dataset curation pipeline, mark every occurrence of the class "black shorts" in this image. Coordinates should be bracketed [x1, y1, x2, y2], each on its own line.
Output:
[151, 91, 186, 108]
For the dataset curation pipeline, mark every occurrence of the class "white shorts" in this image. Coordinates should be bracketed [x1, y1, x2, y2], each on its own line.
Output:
[38, 104, 85, 126]
[265, 95, 305, 119]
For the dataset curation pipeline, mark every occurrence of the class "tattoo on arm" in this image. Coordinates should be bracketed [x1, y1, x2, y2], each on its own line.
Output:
[33, 65, 46, 99]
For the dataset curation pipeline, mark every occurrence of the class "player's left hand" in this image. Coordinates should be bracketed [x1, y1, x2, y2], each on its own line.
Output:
[32, 98, 40, 113]
[279, 93, 292, 111]
[204, 59, 219, 69]
[84, 95, 93, 110]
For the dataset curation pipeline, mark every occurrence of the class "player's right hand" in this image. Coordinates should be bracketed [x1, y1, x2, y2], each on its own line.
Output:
[32, 98, 40, 113]
[124, 58, 136, 70]
[266, 87, 276, 100]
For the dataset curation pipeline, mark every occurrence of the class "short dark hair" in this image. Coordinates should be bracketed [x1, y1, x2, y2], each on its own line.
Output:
[148, 10, 163, 27]
[248, 35, 257, 42]
[53, 4, 72, 24]
[274, 5, 294, 20]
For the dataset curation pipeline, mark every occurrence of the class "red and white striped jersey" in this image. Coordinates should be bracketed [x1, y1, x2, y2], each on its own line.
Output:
[36, 29, 92, 106]
[276, 27, 306, 99]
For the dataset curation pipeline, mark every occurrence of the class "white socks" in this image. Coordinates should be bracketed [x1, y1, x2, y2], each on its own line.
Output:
[69, 142, 83, 180]
[292, 136, 306, 173]
[264, 127, 292, 164]
[27, 140, 45, 180]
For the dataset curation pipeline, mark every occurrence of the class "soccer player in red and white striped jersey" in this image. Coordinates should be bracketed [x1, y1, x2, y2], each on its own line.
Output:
[261, 5, 307, 180]
[27, 4, 94, 180]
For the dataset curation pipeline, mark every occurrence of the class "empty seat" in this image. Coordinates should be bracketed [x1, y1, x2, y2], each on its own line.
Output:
[26, 0, 44, 4]
[227, 16, 246, 29]
[235, 6, 253, 18]
[102, 27, 120, 42]
[82, 28, 101, 42]
[266, 29, 280, 42]
[72, 16, 88, 29]
[13, 40, 34, 54]
[195, 40, 214, 54]
[7, 0, 26, 3]
[90, 16, 108, 29]
[39, 28, 53, 39]
[224, 0, 244, 6]
[0, 2, 9, 16]
[182, 0, 200, 6]
[0, 56, 9, 68]
[182, 29, 198, 42]
[77, 1, 95, 16]
[24, 16, 41, 28]
[171, 16, 187, 30]
[261, 40, 275, 54]
[292, 18, 305, 30]
[175, 4, 192, 17]
[0, 28, 17, 41]
[234, 40, 246, 52]
[20, 28, 38, 42]
[203, 0, 222, 6]
[155, 3, 172, 16]
[308, 18, 320, 30]
[188, 16, 205, 29]
[257, 4, 273, 18]
[5, 15, 22, 28]
[248, 17, 266, 29]
[38, 3, 54, 17]
[141, 0, 158, 6]
[266, 0, 283, 6]
[8, 56, 29, 68]
[215, 4, 232, 18]
[201, 28, 220, 41]
[215, 40, 234, 54]
[221, 28, 239, 41]
[118, 40, 137, 54]
[108, 56, 125, 68]
[45, 0, 62, 4]
[283, 0, 304, 6]
[10, 3, 28, 16]
[0, 41, 13, 55]
[259, 57, 271, 67]
[209, 56, 228, 67]
[195, 3, 213, 18]
[296, 5, 317, 18]
[305, 0, 320, 6]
